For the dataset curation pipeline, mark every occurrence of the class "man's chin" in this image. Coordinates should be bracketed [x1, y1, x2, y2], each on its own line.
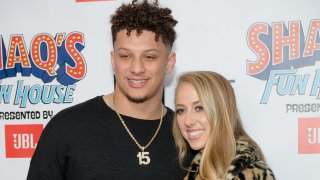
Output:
[126, 94, 149, 104]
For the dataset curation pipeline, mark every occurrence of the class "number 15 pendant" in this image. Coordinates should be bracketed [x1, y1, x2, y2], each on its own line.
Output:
[137, 151, 150, 165]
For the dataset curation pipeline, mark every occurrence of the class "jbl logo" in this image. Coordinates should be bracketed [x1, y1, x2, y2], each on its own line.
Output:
[5, 124, 43, 158]
[298, 118, 320, 154]
[12, 134, 37, 149]
[307, 128, 320, 144]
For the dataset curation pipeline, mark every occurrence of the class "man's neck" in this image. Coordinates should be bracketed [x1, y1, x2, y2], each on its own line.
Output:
[103, 92, 163, 120]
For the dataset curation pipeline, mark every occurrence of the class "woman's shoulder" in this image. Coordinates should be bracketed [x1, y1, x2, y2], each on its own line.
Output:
[228, 161, 275, 180]
[227, 140, 276, 180]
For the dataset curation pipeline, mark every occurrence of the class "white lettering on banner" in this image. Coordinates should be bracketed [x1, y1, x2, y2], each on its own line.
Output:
[307, 128, 320, 144]
[13, 134, 37, 149]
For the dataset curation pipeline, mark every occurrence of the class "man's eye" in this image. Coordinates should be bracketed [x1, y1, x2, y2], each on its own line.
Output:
[144, 55, 156, 60]
[119, 54, 129, 59]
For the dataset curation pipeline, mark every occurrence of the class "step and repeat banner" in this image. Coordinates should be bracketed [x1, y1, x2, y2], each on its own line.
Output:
[0, 0, 319, 179]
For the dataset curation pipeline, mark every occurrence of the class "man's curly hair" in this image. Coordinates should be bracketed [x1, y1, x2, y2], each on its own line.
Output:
[110, 0, 178, 48]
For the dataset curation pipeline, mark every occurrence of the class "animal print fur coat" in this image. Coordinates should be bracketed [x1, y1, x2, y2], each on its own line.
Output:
[184, 140, 275, 180]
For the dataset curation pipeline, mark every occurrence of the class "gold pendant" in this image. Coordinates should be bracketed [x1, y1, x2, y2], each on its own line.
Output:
[137, 151, 150, 165]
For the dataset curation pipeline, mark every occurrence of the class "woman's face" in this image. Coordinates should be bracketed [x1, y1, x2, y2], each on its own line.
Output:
[175, 82, 211, 151]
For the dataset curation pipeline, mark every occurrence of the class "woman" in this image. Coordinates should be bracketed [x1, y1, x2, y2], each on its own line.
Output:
[173, 71, 275, 180]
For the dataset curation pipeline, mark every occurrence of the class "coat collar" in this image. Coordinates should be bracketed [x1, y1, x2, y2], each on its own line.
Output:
[186, 140, 263, 179]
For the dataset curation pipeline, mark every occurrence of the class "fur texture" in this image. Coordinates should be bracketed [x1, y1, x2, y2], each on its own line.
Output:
[185, 141, 276, 180]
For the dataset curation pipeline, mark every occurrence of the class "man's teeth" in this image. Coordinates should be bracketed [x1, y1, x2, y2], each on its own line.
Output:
[130, 79, 145, 83]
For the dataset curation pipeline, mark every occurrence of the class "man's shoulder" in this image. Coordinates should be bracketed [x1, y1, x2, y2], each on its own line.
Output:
[41, 96, 106, 132]
[61, 96, 102, 113]
[164, 106, 174, 118]
[51, 96, 105, 122]
[162, 106, 174, 125]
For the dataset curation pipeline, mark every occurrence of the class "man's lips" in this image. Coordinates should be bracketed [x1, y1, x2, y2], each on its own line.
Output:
[127, 78, 148, 88]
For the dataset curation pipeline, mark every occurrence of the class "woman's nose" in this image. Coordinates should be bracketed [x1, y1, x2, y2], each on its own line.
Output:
[184, 113, 196, 127]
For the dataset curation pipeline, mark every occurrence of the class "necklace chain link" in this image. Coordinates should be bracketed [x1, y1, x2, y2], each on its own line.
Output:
[111, 94, 163, 151]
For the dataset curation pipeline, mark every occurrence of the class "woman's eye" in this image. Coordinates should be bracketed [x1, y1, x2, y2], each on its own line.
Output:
[176, 108, 185, 114]
[195, 106, 204, 111]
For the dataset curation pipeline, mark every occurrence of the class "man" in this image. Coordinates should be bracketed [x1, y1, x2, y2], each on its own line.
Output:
[27, 0, 187, 179]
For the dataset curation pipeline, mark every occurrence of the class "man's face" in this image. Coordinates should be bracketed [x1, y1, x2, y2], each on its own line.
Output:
[111, 30, 176, 103]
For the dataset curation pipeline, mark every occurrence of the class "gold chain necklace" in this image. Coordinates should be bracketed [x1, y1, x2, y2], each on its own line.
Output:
[111, 94, 163, 165]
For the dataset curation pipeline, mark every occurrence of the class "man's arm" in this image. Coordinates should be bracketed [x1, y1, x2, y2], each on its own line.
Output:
[27, 113, 69, 180]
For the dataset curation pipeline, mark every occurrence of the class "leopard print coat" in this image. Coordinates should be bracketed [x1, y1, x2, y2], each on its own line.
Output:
[184, 141, 276, 180]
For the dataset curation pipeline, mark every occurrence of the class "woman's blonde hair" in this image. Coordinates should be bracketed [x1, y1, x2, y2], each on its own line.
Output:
[173, 71, 265, 179]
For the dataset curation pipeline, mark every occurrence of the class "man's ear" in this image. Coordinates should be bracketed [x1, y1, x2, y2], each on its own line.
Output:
[166, 52, 176, 74]
[110, 51, 115, 72]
